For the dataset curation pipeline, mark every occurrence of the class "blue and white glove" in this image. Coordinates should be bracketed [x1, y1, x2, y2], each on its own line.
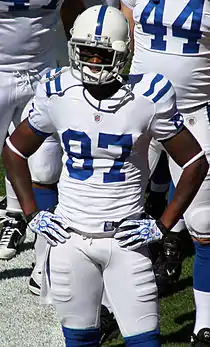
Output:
[27, 211, 71, 247]
[114, 219, 165, 250]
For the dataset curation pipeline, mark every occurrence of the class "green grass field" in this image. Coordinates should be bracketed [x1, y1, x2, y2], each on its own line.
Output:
[0, 160, 195, 346]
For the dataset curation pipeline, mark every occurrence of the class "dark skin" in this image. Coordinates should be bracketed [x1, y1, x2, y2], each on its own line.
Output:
[2, 78, 209, 235]
[120, 1, 135, 51]
[84, 79, 122, 101]
[160, 129, 208, 232]
[82, 49, 123, 100]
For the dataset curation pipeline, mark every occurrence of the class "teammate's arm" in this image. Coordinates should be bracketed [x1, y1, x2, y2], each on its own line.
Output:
[60, 0, 85, 40]
[2, 119, 45, 217]
[160, 127, 208, 230]
[120, 1, 134, 51]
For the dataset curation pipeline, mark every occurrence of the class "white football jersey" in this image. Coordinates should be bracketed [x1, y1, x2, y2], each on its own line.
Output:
[28, 67, 183, 233]
[122, 0, 210, 111]
[0, 0, 63, 72]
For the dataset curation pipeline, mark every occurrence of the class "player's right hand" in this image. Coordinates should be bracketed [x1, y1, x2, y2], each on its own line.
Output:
[28, 211, 71, 247]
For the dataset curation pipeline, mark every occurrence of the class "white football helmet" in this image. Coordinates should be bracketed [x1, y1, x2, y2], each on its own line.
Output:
[68, 5, 130, 85]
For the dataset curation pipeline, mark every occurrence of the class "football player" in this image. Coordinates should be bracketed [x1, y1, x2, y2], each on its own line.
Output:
[0, 1, 86, 300]
[28, 0, 121, 298]
[3, 5, 208, 347]
[0, 0, 86, 259]
[121, 0, 210, 344]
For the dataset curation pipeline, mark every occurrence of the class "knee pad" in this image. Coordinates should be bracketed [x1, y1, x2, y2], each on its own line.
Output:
[194, 242, 210, 292]
[62, 327, 100, 347]
[184, 203, 210, 239]
[29, 137, 62, 184]
[124, 329, 160, 347]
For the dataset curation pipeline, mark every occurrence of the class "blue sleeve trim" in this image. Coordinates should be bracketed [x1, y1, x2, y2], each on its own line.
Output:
[55, 67, 62, 92]
[143, 74, 163, 97]
[128, 74, 144, 89]
[27, 119, 53, 138]
[45, 71, 51, 96]
[152, 80, 172, 103]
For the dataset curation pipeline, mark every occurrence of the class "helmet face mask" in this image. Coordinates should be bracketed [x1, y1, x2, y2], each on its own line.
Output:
[68, 41, 127, 85]
[68, 5, 130, 85]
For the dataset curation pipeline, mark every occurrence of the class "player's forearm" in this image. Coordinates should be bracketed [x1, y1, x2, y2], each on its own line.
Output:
[160, 156, 208, 230]
[120, 1, 134, 51]
[2, 145, 38, 217]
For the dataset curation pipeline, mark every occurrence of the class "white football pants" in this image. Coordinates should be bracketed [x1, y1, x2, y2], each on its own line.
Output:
[42, 233, 159, 338]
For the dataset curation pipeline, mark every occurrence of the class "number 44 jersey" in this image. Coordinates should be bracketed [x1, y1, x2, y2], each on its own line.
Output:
[123, 0, 210, 112]
[28, 68, 183, 233]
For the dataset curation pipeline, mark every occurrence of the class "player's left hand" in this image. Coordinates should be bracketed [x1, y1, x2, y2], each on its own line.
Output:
[114, 219, 164, 250]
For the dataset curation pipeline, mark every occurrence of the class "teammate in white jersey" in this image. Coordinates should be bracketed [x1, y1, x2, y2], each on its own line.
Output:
[0, 0, 86, 302]
[2, 5, 208, 347]
[0, 0, 61, 259]
[120, 0, 210, 344]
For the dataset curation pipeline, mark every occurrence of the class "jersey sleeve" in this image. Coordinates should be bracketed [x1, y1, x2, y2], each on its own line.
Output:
[147, 76, 184, 141]
[120, 0, 136, 9]
[28, 79, 56, 138]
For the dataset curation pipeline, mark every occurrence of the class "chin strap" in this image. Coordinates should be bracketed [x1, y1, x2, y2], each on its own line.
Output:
[115, 74, 124, 84]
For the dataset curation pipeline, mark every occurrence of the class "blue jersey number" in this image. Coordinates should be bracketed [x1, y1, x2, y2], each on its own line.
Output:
[140, 0, 167, 51]
[62, 129, 133, 183]
[140, 0, 205, 53]
[1, 0, 59, 11]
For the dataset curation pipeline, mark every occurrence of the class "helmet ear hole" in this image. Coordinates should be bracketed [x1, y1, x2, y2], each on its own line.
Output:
[68, 5, 130, 85]
[112, 41, 127, 52]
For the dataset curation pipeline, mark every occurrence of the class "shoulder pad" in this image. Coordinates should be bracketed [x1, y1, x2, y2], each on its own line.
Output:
[129, 72, 173, 104]
[41, 67, 70, 97]
[142, 73, 172, 104]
